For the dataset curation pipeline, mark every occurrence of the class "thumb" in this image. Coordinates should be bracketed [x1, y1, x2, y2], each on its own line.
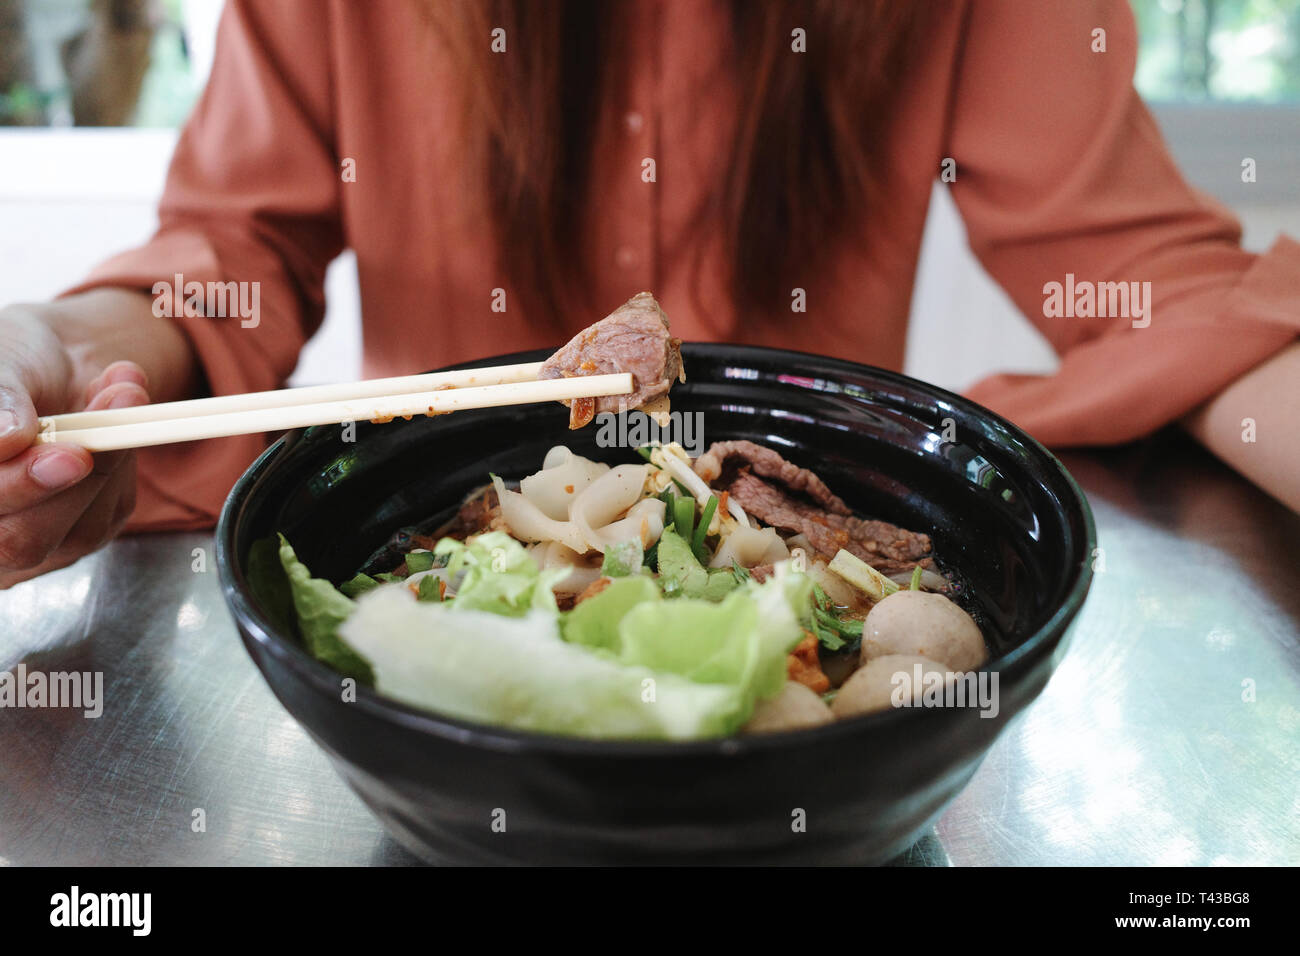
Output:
[0, 380, 40, 464]
[0, 309, 76, 458]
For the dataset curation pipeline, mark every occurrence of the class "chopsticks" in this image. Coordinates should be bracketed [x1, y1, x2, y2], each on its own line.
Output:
[34, 362, 633, 453]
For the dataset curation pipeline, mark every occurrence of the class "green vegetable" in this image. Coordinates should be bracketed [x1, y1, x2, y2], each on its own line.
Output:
[910, 565, 923, 590]
[672, 496, 695, 543]
[267, 529, 816, 740]
[336, 570, 807, 739]
[731, 560, 751, 584]
[601, 539, 644, 578]
[807, 583, 865, 651]
[405, 550, 435, 573]
[691, 495, 718, 564]
[375, 572, 402, 583]
[275, 534, 374, 684]
[416, 575, 443, 602]
[339, 600, 741, 740]
[811, 607, 863, 650]
[562, 575, 661, 652]
[635, 446, 662, 469]
[810, 617, 844, 651]
[614, 572, 812, 715]
[246, 535, 298, 637]
[433, 531, 564, 617]
[655, 528, 737, 601]
[339, 572, 381, 598]
[699, 572, 739, 601]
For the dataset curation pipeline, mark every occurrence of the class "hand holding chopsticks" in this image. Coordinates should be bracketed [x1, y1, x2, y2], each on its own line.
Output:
[34, 362, 634, 453]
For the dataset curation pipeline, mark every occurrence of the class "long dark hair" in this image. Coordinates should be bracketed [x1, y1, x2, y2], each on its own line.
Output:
[429, 0, 933, 325]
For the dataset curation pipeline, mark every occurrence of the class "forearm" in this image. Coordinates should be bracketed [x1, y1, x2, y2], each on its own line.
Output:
[1181, 341, 1300, 513]
[43, 288, 203, 405]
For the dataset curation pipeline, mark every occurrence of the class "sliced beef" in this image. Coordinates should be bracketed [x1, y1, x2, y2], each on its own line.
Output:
[694, 440, 849, 514]
[838, 517, 933, 576]
[539, 291, 684, 426]
[695, 441, 934, 577]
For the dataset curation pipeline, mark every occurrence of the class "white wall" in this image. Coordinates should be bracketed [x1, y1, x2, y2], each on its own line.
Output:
[0, 129, 362, 386]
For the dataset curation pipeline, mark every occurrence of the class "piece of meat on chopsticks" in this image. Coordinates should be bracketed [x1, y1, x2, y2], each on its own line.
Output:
[539, 291, 685, 429]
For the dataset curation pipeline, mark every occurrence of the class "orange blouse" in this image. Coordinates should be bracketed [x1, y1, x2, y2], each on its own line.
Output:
[68, 0, 1300, 532]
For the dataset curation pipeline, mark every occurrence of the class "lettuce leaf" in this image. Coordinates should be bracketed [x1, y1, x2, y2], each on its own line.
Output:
[261, 529, 812, 740]
[557, 569, 808, 734]
[338, 572, 381, 598]
[562, 576, 661, 652]
[655, 528, 737, 601]
[275, 534, 374, 684]
[432, 531, 564, 617]
[618, 573, 806, 709]
[340, 599, 741, 740]
[246, 534, 297, 636]
[600, 538, 644, 578]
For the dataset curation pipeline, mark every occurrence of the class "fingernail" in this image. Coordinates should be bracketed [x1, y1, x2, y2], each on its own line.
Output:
[105, 364, 148, 388]
[107, 390, 143, 410]
[30, 452, 90, 490]
[0, 410, 18, 439]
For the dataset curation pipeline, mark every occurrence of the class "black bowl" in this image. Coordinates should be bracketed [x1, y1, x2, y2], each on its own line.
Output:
[216, 344, 1095, 865]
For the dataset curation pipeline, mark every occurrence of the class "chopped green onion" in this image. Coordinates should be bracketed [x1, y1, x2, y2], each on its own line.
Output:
[405, 551, 435, 573]
[338, 573, 380, 598]
[635, 446, 662, 469]
[672, 495, 695, 544]
[691, 495, 718, 564]
[910, 565, 923, 591]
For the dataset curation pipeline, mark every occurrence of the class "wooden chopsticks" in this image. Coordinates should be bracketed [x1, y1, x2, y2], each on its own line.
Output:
[35, 362, 633, 453]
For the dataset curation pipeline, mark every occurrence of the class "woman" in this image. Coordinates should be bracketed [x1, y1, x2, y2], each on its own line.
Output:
[0, 0, 1296, 587]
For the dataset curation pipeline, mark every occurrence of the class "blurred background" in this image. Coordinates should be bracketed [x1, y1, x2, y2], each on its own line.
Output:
[1, 0, 1297, 387]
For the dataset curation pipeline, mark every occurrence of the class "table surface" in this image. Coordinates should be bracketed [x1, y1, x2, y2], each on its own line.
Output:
[2, 431, 1297, 866]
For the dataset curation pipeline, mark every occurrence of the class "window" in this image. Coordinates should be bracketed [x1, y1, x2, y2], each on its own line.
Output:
[1133, 0, 1300, 103]
[0, 0, 215, 127]
[3, 1, 1298, 126]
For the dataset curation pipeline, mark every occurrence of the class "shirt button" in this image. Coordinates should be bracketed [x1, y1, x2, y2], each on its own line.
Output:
[615, 245, 639, 270]
[624, 111, 644, 135]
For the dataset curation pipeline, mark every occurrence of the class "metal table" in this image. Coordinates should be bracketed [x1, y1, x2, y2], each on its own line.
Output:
[2, 431, 1297, 865]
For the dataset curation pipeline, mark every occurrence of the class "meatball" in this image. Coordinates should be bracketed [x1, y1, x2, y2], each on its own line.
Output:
[743, 681, 833, 734]
[860, 590, 987, 672]
[831, 654, 950, 718]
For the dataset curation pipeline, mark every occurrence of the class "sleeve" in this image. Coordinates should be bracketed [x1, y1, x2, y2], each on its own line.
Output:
[947, 0, 1300, 447]
[63, 0, 345, 531]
